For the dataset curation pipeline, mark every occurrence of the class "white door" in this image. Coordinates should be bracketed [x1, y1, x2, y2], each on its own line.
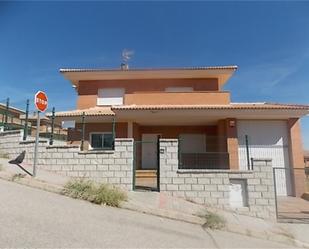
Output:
[237, 120, 291, 196]
[142, 134, 158, 169]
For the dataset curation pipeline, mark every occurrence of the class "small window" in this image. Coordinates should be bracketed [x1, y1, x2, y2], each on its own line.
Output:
[97, 88, 125, 106]
[90, 133, 113, 150]
[165, 87, 193, 92]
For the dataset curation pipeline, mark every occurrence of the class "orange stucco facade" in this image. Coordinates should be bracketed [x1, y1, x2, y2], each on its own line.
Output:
[61, 67, 308, 185]
[288, 118, 306, 197]
[77, 78, 222, 109]
[124, 91, 230, 106]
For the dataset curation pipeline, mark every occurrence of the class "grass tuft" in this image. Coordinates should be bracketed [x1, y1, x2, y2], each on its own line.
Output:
[0, 164, 2, 171]
[199, 211, 226, 230]
[62, 179, 127, 207]
[11, 173, 26, 181]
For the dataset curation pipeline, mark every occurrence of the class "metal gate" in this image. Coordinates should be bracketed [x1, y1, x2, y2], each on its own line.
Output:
[132, 136, 160, 191]
[273, 167, 309, 223]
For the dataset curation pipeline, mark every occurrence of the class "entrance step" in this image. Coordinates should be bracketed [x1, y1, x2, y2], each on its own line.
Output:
[136, 170, 157, 178]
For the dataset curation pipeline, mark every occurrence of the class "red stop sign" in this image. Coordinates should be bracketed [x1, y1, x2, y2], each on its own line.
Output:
[34, 91, 48, 112]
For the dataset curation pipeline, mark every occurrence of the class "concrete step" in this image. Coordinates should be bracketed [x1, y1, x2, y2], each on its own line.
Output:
[136, 170, 157, 178]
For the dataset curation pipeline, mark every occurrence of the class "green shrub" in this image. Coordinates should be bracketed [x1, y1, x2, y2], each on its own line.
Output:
[199, 211, 226, 230]
[62, 179, 127, 207]
[11, 173, 26, 181]
[62, 179, 94, 199]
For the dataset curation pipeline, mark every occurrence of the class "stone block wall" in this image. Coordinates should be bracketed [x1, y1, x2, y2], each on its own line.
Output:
[0, 130, 51, 161]
[0, 130, 133, 190]
[0, 131, 276, 219]
[160, 139, 276, 220]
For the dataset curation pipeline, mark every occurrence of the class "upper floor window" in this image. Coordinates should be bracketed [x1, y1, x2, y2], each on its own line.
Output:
[97, 88, 125, 106]
[165, 87, 194, 92]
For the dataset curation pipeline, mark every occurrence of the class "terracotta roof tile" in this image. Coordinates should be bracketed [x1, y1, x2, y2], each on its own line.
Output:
[111, 103, 309, 111]
[51, 103, 309, 117]
[59, 65, 238, 73]
[50, 107, 115, 117]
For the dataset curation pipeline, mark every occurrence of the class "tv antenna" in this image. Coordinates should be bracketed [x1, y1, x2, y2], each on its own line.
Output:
[121, 49, 134, 69]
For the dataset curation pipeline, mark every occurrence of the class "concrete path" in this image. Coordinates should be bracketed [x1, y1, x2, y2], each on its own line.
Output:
[278, 197, 309, 222]
[0, 179, 291, 248]
[0, 157, 68, 186]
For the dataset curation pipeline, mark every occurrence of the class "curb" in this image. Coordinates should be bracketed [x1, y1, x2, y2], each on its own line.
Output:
[121, 202, 205, 225]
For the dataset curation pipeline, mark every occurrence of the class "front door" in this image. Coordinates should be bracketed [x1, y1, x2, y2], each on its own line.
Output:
[141, 134, 159, 169]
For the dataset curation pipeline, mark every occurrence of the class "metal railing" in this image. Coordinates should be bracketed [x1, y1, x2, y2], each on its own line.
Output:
[179, 152, 230, 169]
[178, 135, 231, 170]
[273, 167, 309, 222]
[0, 97, 67, 144]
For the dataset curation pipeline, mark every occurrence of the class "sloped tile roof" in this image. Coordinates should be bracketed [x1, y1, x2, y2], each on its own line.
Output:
[51, 102, 309, 117]
[50, 107, 115, 117]
[59, 65, 238, 73]
[111, 103, 309, 111]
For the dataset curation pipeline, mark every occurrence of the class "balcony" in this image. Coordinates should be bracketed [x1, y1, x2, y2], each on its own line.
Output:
[124, 91, 230, 105]
[178, 135, 230, 170]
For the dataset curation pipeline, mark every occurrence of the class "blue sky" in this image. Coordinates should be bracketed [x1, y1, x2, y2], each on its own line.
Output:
[0, 1, 308, 148]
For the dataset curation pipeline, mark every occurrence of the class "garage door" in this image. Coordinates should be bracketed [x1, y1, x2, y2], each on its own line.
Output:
[237, 120, 292, 196]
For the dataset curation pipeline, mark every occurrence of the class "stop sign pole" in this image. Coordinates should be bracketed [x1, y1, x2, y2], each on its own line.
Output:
[33, 111, 41, 177]
[33, 91, 48, 177]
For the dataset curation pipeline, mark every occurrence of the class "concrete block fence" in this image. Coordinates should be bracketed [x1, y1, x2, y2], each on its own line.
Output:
[159, 139, 276, 220]
[0, 131, 276, 220]
[0, 130, 133, 190]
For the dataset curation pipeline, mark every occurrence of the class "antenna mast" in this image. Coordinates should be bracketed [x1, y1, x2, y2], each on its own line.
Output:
[121, 49, 134, 70]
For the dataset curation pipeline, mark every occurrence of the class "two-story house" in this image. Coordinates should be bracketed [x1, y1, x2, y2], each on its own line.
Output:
[54, 65, 309, 196]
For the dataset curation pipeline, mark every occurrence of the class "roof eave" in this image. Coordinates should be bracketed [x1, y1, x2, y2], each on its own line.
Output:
[59, 66, 238, 88]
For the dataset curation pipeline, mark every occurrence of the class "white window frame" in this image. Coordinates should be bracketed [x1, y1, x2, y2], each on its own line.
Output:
[89, 132, 113, 150]
[97, 88, 125, 106]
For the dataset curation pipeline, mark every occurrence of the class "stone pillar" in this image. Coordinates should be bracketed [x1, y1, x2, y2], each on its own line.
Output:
[226, 118, 239, 170]
[251, 159, 276, 221]
[159, 139, 179, 192]
[288, 118, 305, 197]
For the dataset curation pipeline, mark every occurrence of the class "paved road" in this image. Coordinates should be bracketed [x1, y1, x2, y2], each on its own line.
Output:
[0, 179, 291, 248]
